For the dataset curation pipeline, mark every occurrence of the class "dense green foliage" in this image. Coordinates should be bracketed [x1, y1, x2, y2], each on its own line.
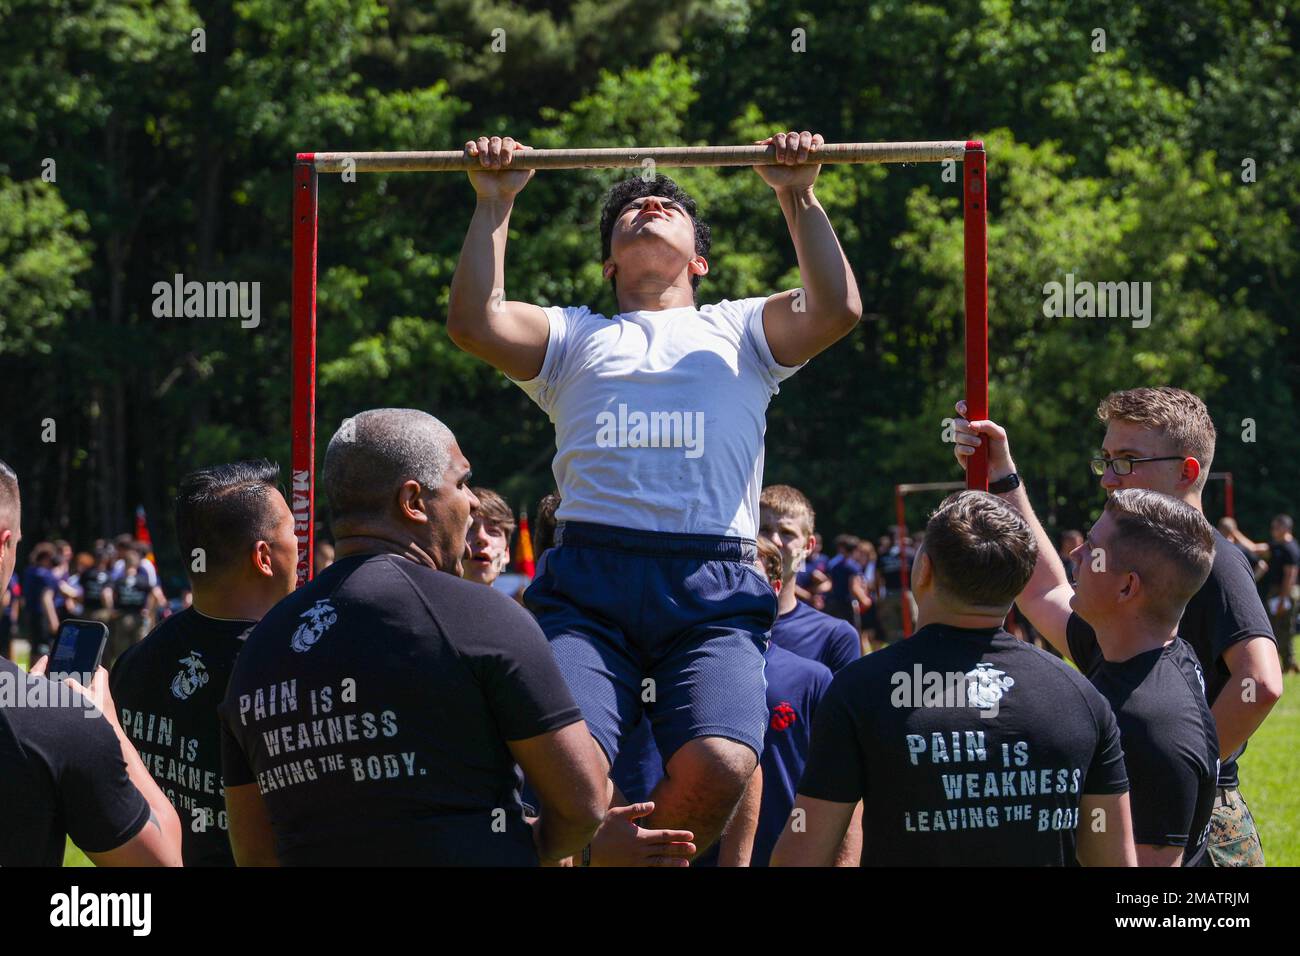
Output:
[2, 0, 1297, 569]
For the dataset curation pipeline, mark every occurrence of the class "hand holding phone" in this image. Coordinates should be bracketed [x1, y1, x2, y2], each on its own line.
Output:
[46, 619, 110, 687]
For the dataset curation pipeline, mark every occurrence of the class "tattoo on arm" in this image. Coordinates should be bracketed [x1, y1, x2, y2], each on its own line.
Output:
[147, 808, 162, 837]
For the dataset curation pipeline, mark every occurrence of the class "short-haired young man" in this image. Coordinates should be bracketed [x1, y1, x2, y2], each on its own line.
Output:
[759, 485, 859, 674]
[463, 487, 516, 586]
[448, 131, 862, 853]
[771, 491, 1135, 867]
[1067, 490, 1221, 865]
[220, 409, 608, 865]
[110, 460, 299, 866]
[952, 386, 1282, 865]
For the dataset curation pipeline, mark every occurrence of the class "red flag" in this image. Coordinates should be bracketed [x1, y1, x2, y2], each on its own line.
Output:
[134, 505, 153, 546]
[514, 508, 536, 578]
[135, 505, 157, 566]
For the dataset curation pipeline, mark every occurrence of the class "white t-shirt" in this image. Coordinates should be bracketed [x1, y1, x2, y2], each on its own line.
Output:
[514, 297, 802, 538]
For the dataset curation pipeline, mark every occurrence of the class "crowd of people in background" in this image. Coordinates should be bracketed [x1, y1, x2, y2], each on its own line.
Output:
[1, 533, 184, 669]
[6, 507, 1295, 688]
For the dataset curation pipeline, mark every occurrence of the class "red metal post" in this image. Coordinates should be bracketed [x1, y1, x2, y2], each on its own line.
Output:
[895, 486, 912, 637]
[963, 142, 989, 491]
[1224, 472, 1235, 520]
[291, 157, 319, 586]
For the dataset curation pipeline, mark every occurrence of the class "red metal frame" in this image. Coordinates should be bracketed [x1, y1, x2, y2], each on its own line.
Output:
[291, 157, 319, 585]
[288, 144, 990, 589]
[963, 142, 989, 492]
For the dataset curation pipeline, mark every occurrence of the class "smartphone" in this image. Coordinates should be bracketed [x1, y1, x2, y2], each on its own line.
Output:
[47, 619, 110, 686]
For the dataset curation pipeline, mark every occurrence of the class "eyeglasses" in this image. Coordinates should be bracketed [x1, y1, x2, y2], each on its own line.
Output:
[1089, 456, 1185, 477]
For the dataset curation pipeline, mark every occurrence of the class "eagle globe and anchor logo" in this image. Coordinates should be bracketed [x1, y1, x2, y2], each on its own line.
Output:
[291, 599, 338, 653]
[170, 652, 209, 700]
[965, 662, 1015, 711]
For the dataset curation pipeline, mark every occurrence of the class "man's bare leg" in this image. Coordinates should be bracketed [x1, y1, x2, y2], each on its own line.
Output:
[645, 736, 757, 857]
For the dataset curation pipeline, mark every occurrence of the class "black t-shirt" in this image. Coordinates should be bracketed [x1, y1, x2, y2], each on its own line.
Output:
[878, 546, 914, 592]
[115, 570, 150, 610]
[798, 624, 1129, 866]
[0, 657, 151, 865]
[78, 568, 112, 611]
[219, 553, 583, 866]
[1066, 530, 1273, 788]
[1066, 624, 1218, 866]
[1265, 538, 1300, 595]
[110, 607, 253, 867]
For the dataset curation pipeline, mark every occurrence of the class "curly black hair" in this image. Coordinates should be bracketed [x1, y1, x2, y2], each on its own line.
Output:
[599, 175, 711, 297]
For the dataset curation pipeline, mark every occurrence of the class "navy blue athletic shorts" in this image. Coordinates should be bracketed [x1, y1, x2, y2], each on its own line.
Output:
[523, 521, 775, 767]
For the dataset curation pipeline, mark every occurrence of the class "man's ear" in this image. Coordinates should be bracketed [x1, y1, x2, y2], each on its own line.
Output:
[689, 255, 709, 278]
[602, 260, 616, 281]
[398, 480, 430, 523]
[1181, 457, 1202, 485]
[1117, 570, 1140, 605]
[253, 540, 274, 577]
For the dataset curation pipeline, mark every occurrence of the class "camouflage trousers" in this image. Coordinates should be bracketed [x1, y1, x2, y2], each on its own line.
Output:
[1208, 788, 1265, 867]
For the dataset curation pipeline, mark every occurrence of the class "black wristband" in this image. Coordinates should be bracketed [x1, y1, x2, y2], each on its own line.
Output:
[581, 843, 592, 867]
[988, 472, 1021, 494]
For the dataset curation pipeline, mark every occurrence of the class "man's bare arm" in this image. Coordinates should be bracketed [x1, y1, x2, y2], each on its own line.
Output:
[769, 795, 856, 867]
[32, 661, 184, 867]
[756, 132, 863, 367]
[1214, 637, 1283, 760]
[951, 401, 1074, 654]
[1075, 792, 1137, 866]
[509, 722, 610, 865]
[832, 801, 863, 866]
[446, 135, 550, 381]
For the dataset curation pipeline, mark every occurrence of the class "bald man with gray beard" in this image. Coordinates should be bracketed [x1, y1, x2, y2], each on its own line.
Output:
[219, 409, 609, 866]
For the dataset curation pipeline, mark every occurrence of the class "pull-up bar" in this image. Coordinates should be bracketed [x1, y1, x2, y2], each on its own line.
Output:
[302, 141, 973, 173]
[290, 141, 990, 585]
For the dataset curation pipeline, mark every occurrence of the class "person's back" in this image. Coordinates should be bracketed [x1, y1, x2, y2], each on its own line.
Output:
[112, 607, 253, 865]
[220, 552, 582, 865]
[773, 491, 1133, 867]
[804, 624, 1126, 865]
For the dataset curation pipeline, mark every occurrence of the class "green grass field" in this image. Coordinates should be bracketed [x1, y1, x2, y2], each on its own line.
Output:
[37, 658, 1300, 868]
[1237, 671, 1300, 866]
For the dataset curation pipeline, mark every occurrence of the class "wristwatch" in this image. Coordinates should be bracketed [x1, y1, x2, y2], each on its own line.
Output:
[988, 472, 1021, 494]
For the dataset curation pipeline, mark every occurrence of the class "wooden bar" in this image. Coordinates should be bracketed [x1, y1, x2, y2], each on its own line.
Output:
[309, 141, 971, 173]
